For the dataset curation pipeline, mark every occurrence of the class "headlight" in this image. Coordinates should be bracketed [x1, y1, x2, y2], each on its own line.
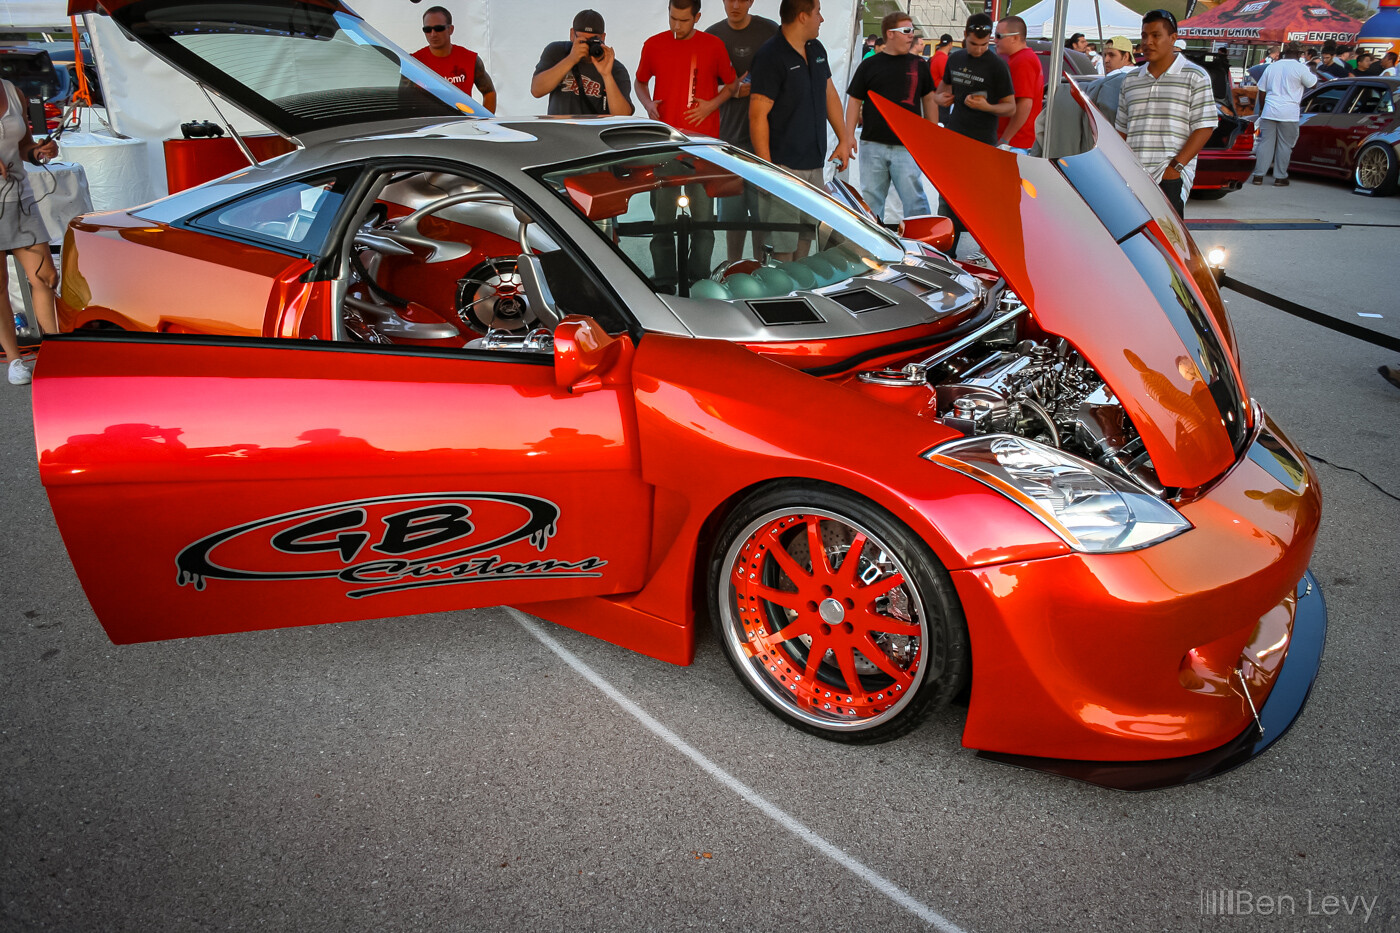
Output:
[924, 435, 1192, 553]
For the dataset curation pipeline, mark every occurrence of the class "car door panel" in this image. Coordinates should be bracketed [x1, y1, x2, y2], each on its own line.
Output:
[1295, 84, 1353, 173]
[1337, 85, 1395, 169]
[35, 334, 651, 643]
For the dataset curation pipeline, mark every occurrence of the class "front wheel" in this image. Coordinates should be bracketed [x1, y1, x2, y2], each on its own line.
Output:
[709, 484, 969, 743]
[1354, 143, 1399, 197]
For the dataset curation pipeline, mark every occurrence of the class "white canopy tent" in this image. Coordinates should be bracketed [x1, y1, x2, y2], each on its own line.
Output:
[1, 0, 861, 201]
[1010, 0, 1143, 40]
[0, 0, 65, 29]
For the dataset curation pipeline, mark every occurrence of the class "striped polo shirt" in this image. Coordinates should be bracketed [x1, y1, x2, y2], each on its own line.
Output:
[1114, 53, 1216, 193]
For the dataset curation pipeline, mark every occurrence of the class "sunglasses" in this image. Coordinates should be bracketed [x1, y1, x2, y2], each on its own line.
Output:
[994, 31, 1022, 39]
[1144, 9, 1177, 27]
[422, 24, 448, 33]
[889, 25, 917, 35]
[966, 25, 992, 37]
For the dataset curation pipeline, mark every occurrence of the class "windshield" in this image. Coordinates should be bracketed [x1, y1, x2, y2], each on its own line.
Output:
[115, 1, 486, 136]
[538, 145, 905, 301]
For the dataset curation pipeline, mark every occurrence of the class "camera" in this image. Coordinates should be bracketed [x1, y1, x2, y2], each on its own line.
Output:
[587, 36, 605, 59]
[181, 120, 225, 139]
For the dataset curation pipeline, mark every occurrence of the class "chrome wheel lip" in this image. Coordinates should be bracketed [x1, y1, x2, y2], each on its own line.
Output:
[718, 506, 931, 733]
[1355, 146, 1391, 191]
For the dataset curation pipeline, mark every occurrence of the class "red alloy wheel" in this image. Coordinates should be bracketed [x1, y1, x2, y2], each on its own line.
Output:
[711, 487, 968, 742]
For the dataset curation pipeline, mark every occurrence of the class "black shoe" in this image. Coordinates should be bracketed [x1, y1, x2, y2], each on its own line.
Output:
[1251, 175, 1264, 185]
[1273, 178, 1290, 187]
[1380, 365, 1400, 390]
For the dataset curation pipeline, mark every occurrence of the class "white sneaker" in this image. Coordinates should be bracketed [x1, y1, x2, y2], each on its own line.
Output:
[7, 358, 31, 385]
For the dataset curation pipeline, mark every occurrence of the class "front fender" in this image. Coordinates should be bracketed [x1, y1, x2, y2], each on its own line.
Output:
[622, 335, 1070, 628]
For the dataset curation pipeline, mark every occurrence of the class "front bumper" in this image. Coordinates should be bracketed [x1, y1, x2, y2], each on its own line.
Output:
[978, 571, 1325, 790]
[951, 407, 1323, 782]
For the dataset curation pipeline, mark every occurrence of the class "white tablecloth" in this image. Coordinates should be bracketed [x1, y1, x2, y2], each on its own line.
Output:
[57, 132, 153, 214]
[22, 160, 94, 246]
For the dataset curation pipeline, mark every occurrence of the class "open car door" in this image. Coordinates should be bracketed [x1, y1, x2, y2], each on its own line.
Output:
[34, 327, 650, 643]
[68, 0, 488, 145]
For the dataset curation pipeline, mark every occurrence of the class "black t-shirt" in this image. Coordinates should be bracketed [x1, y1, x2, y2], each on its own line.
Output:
[942, 49, 1013, 145]
[706, 15, 780, 150]
[534, 40, 633, 115]
[847, 52, 934, 146]
[750, 34, 832, 169]
[1318, 60, 1349, 79]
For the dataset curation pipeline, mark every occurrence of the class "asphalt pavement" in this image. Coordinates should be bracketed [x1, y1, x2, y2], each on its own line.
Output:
[2, 174, 1397, 933]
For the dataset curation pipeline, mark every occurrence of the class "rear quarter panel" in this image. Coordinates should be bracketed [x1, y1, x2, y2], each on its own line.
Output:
[58, 211, 302, 335]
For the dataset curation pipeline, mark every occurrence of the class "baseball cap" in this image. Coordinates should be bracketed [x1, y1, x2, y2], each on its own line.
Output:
[573, 9, 605, 33]
[1107, 35, 1133, 53]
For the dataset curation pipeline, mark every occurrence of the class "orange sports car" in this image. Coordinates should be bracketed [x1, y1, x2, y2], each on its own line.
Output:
[36, 0, 1324, 790]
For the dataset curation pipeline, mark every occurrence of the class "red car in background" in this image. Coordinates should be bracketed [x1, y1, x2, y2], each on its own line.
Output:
[1290, 76, 1400, 195]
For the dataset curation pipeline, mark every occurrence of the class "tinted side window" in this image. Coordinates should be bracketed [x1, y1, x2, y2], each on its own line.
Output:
[1303, 86, 1350, 113]
[1347, 86, 1392, 114]
[190, 172, 355, 254]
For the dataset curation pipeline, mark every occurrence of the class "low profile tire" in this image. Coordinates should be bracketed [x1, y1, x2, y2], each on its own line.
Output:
[1354, 143, 1399, 197]
[708, 483, 969, 743]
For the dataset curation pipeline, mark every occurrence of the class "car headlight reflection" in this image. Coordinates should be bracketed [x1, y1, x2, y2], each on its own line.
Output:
[924, 435, 1192, 553]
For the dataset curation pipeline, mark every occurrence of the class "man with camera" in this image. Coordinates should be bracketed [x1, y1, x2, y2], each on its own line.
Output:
[531, 10, 635, 116]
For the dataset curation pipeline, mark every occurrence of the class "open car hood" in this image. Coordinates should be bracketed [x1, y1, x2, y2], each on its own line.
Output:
[872, 87, 1250, 490]
[70, 0, 487, 143]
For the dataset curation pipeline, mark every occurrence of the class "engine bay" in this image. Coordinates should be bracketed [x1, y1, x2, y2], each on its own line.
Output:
[852, 291, 1166, 497]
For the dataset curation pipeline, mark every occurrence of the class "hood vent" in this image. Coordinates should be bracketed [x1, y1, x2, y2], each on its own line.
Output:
[828, 288, 893, 314]
[600, 125, 688, 149]
[748, 298, 823, 326]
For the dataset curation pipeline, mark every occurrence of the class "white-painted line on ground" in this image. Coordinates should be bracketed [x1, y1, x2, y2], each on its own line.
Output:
[506, 608, 968, 933]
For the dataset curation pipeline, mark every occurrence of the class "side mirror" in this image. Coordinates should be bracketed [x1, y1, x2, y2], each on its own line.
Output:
[553, 316, 633, 395]
[900, 215, 956, 254]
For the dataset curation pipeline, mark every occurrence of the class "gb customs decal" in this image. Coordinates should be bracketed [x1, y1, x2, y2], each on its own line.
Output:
[175, 493, 606, 598]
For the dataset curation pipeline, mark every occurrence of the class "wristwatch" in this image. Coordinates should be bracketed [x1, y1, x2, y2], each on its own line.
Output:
[1168, 159, 1187, 173]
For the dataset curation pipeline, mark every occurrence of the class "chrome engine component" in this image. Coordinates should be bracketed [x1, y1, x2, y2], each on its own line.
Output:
[858, 363, 928, 387]
[465, 327, 554, 353]
[921, 298, 1164, 494]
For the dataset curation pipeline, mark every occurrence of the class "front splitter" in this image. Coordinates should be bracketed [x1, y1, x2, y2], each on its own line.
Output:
[976, 570, 1327, 792]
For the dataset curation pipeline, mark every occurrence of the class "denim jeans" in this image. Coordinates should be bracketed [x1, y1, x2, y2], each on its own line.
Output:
[858, 140, 930, 224]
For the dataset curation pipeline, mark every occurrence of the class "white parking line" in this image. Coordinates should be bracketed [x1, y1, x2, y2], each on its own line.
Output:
[507, 608, 968, 933]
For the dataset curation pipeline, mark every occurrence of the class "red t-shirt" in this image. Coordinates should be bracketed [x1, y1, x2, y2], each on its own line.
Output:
[930, 49, 948, 88]
[997, 46, 1043, 149]
[413, 45, 478, 96]
[636, 30, 736, 137]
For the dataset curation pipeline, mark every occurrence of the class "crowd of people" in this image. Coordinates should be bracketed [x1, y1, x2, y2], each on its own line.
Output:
[419, 0, 1400, 390]
[2, 1, 1395, 390]
[1245, 41, 1398, 83]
